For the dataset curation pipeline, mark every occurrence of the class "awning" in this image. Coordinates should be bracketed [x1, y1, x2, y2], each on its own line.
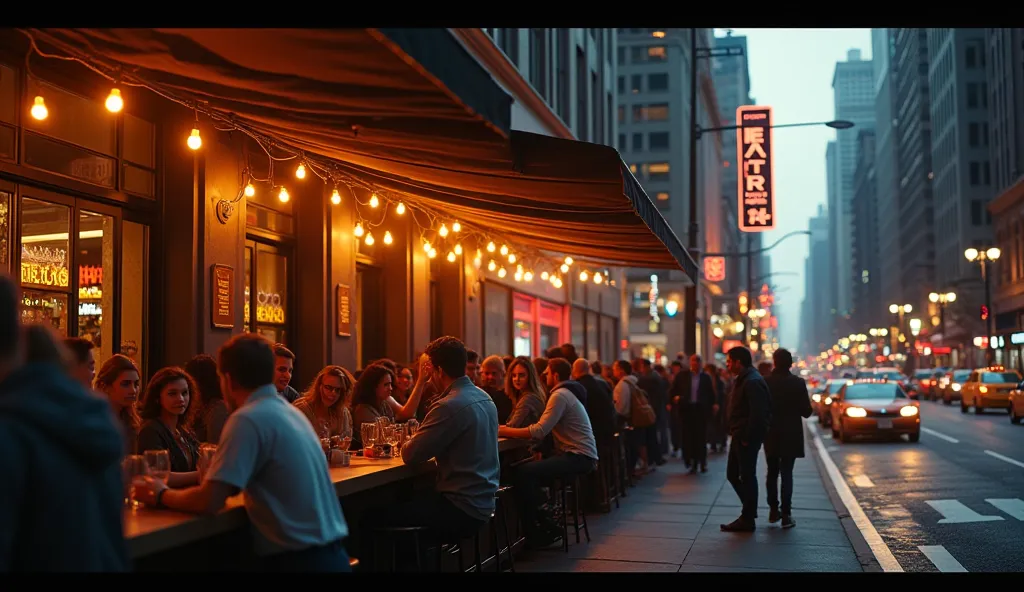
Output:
[26, 28, 696, 279]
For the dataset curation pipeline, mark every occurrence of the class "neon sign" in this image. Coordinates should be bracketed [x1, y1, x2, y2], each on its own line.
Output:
[736, 105, 776, 232]
[20, 245, 69, 288]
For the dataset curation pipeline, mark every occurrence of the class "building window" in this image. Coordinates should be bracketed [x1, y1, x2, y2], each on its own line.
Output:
[630, 46, 645, 63]
[971, 200, 983, 225]
[617, 75, 625, 94]
[632, 133, 642, 152]
[617, 105, 625, 124]
[969, 122, 979, 147]
[966, 45, 976, 68]
[655, 191, 670, 201]
[632, 103, 669, 122]
[576, 48, 587, 142]
[630, 74, 642, 94]
[20, 197, 72, 336]
[647, 73, 669, 92]
[647, 46, 667, 61]
[558, 29, 571, 123]
[649, 131, 669, 150]
[643, 162, 670, 182]
[617, 46, 625, 65]
[967, 83, 978, 108]
[530, 28, 548, 98]
[618, 133, 626, 152]
[501, 28, 519, 66]
[969, 161, 980, 185]
[983, 161, 991, 185]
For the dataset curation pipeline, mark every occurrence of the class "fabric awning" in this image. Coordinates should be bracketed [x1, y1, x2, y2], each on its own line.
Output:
[26, 28, 696, 279]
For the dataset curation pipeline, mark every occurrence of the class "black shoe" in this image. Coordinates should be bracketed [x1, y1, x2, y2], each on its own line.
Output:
[768, 507, 781, 523]
[781, 515, 795, 529]
[688, 466, 698, 474]
[720, 517, 756, 532]
[700, 464, 707, 473]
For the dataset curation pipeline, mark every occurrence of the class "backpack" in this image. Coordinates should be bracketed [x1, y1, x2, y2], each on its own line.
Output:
[628, 381, 657, 428]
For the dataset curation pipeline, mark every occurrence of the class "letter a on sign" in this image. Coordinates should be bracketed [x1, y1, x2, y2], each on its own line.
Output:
[736, 105, 776, 232]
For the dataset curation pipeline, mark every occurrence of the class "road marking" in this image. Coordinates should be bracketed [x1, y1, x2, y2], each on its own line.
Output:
[920, 427, 959, 443]
[925, 500, 1005, 524]
[821, 433, 832, 440]
[986, 498, 1024, 520]
[807, 421, 903, 572]
[852, 474, 875, 488]
[918, 545, 968, 572]
[984, 450, 1024, 469]
[827, 445, 840, 452]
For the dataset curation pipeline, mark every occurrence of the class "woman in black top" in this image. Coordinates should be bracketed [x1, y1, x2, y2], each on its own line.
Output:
[136, 367, 200, 484]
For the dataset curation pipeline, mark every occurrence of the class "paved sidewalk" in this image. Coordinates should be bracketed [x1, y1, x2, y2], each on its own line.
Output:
[516, 428, 868, 572]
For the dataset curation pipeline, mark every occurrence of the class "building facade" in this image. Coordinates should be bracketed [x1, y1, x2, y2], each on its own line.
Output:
[851, 130, 879, 331]
[873, 28, 903, 316]
[825, 140, 841, 335]
[801, 205, 831, 355]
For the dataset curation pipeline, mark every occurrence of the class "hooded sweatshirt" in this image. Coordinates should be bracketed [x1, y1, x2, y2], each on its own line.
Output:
[0, 362, 131, 572]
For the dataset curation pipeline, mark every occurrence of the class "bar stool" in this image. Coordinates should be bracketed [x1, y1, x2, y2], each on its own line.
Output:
[371, 526, 464, 572]
[492, 486, 516, 572]
[554, 475, 591, 552]
[602, 441, 621, 510]
[616, 430, 632, 495]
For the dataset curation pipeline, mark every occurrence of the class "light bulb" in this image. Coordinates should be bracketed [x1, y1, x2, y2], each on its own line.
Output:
[476, 249, 482, 259]
[330, 189, 341, 205]
[428, 247, 437, 259]
[354, 222, 365, 237]
[514, 270, 523, 282]
[187, 127, 202, 150]
[488, 260, 497, 272]
[579, 271, 589, 282]
[278, 187, 290, 203]
[500, 244, 509, 256]
[423, 241, 432, 253]
[105, 88, 123, 113]
[396, 202, 406, 215]
[550, 274, 558, 285]
[508, 254, 516, 264]
[295, 163, 306, 179]
[560, 263, 570, 273]
[541, 271, 550, 281]
[556, 278, 563, 288]
[454, 244, 463, 255]
[564, 256, 574, 266]
[594, 272, 603, 284]
[498, 267, 507, 278]
[383, 231, 393, 245]
[364, 232, 375, 246]
[524, 271, 534, 282]
[473, 256, 482, 269]
[244, 183, 255, 197]
[517, 264, 523, 273]
[447, 251, 456, 263]
[486, 241, 496, 253]
[30, 96, 48, 120]
[439, 224, 449, 238]
[452, 221, 461, 233]
[369, 194, 379, 208]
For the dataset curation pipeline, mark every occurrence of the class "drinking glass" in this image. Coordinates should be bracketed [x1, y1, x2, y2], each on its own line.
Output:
[122, 455, 149, 509]
[330, 435, 352, 452]
[143, 449, 171, 485]
[407, 419, 419, 436]
[361, 422, 378, 449]
[197, 444, 217, 482]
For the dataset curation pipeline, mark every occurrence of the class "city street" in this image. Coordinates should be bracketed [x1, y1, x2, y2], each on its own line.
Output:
[817, 400, 1024, 572]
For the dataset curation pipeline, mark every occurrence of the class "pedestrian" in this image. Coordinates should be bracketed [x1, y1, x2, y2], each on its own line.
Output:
[670, 354, 716, 473]
[763, 348, 813, 529]
[636, 358, 668, 465]
[758, 361, 773, 377]
[704, 362, 727, 453]
[721, 346, 772, 532]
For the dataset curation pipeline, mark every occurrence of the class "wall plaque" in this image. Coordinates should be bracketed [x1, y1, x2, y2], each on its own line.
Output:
[336, 283, 352, 337]
[211, 264, 235, 329]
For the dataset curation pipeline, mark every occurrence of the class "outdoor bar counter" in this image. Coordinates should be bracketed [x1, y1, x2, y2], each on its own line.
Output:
[129, 438, 531, 570]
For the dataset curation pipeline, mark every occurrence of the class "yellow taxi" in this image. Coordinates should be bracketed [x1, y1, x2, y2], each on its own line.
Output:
[960, 366, 1021, 414]
[829, 380, 920, 443]
[1007, 380, 1024, 424]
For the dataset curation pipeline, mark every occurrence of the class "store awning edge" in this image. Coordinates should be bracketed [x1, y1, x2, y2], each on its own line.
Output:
[620, 163, 698, 283]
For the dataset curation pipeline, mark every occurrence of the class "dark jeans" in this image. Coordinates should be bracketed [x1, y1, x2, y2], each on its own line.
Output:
[513, 452, 596, 536]
[766, 455, 797, 514]
[261, 539, 351, 572]
[682, 408, 708, 468]
[645, 424, 664, 464]
[623, 425, 644, 473]
[726, 439, 761, 521]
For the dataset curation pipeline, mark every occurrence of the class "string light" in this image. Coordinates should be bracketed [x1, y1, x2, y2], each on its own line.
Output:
[473, 254, 482, 269]
[244, 183, 255, 197]
[30, 96, 48, 120]
[278, 187, 290, 203]
[488, 260, 497, 272]
[439, 224, 449, 238]
[396, 202, 406, 215]
[454, 244, 463, 255]
[447, 251, 456, 263]
[354, 222, 365, 237]
[594, 272, 603, 284]
[508, 253, 516, 264]
[541, 271, 550, 281]
[452, 221, 461, 233]
[383, 231, 393, 245]
[330, 189, 341, 205]
[428, 247, 437, 259]
[560, 263, 570, 273]
[498, 267, 507, 278]
[514, 269, 523, 282]
[423, 240, 432, 253]
[564, 256, 574, 266]
[187, 127, 202, 150]
[524, 271, 534, 282]
[364, 232, 374, 246]
[486, 242, 496, 253]
[295, 163, 307, 179]
[369, 194, 380, 208]
[105, 88, 123, 113]
[579, 270, 589, 282]
[500, 245, 509, 256]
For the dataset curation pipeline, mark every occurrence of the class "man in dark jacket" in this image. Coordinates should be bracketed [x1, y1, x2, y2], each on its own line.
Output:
[763, 348, 813, 529]
[636, 358, 668, 466]
[0, 274, 131, 571]
[670, 354, 717, 473]
[572, 359, 616, 448]
[721, 346, 772, 532]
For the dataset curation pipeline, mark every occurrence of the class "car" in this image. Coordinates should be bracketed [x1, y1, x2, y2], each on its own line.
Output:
[1010, 381, 1024, 425]
[961, 366, 1021, 414]
[817, 379, 851, 427]
[911, 369, 944, 400]
[940, 369, 972, 405]
[829, 381, 921, 443]
[810, 385, 826, 415]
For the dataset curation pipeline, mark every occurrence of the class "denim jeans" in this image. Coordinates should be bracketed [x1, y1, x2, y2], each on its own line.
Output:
[513, 453, 596, 536]
[765, 456, 797, 515]
[726, 439, 761, 521]
[261, 539, 351, 572]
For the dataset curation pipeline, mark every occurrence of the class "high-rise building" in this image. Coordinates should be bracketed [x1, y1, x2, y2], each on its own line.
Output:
[892, 29, 935, 314]
[801, 205, 831, 354]
[851, 130, 879, 331]
[825, 140, 840, 336]
[985, 29, 1024, 193]
[873, 29, 903, 315]
[831, 49, 876, 322]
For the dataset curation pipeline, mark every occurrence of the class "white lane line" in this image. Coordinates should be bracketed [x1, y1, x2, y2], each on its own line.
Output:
[827, 445, 840, 452]
[852, 474, 875, 488]
[918, 545, 968, 572]
[807, 421, 903, 572]
[985, 450, 1024, 469]
[985, 498, 1024, 521]
[921, 427, 959, 443]
[925, 500, 1004, 524]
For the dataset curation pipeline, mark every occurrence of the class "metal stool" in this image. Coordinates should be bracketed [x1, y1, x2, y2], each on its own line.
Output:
[493, 486, 516, 572]
[602, 442, 621, 510]
[555, 475, 591, 552]
[616, 430, 632, 495]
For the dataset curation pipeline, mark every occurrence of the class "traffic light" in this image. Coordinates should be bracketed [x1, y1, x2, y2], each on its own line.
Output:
[981, 304, 989, 321]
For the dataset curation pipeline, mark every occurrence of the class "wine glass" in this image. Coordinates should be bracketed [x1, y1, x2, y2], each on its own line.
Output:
[197, 444, 217, 482]
[121, 455, 149, 509]
[143, 449, 171, 485]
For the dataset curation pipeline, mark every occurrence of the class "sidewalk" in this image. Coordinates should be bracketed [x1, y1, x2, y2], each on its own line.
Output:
[516, 427, 869, 572]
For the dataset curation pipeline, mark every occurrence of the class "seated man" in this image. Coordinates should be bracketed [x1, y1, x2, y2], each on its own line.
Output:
[366, 336, 500, 553]
[499, 357, 599, 547]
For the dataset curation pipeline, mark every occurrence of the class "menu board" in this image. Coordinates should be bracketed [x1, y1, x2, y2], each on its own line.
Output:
[336, 283, 351, 337]
[211, 264, 235, 329]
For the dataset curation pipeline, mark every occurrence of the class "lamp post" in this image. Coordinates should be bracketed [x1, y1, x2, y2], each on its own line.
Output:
[928, 290, 957, 338]
[965, 247, 1001, 364]
[889, 303, 912, 354]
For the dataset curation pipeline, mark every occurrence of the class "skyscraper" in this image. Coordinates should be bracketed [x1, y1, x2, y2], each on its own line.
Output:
[985, 28, 1024, 194]
[826, 140, 840, 335]
[802, 205, 831, 354]
[873, 28, 903, 314]
[851, 130, 879, 330]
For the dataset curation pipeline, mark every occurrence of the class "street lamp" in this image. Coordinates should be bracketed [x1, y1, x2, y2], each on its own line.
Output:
[889, 304, 912, 353]
[965, 247, 1001, 363]
[928, 291, 957, 337]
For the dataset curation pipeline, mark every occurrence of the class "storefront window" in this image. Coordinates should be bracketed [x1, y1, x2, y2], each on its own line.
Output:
[0, 190, 9, 267]
[571, 306, 585, 354]
[484, 282, 511, 357]
[77, 211, 115, 366]
[539, 301, 562, 355]
[243, 247, 252, 332]
[24, 78, 116, 157]
[120, 221, 147, 375]
[255, 248, 288, 345]
[19, 197, 71, 335]
[514, 319, 532, 357]
[585, 310, 599, 361]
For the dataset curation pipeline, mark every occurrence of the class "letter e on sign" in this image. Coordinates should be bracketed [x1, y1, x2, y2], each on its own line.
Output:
[736, 105, 776, 233]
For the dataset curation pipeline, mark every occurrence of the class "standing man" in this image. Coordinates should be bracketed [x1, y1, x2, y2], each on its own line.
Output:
[763, 348, 812, 529]
[671, 354, 716, 474]
[721, 346, 772, 532]
[636, 359, 668, 466]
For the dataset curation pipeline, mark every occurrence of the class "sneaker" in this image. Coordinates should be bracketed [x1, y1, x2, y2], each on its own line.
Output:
[781, 515, 796, 529]
[768, 507, 781, 523]
[720, 517, 756, 532]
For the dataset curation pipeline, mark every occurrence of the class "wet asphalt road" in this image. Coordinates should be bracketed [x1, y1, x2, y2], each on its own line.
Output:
[819, 398, 1024, 572]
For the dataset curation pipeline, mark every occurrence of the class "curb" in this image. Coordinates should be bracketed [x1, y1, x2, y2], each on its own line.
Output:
[804, 422, 884, 573]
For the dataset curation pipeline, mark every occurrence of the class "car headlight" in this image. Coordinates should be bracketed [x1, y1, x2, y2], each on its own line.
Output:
[900, 405, 919, 417]
[980, 386, 989, 393]
[952, 383, 961, 392]
[846, 407, 867, 418]
[812, 394, 821, 402]
[824, 396, 833, 405]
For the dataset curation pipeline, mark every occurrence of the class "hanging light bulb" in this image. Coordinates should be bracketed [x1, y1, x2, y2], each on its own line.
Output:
[476, 249, 483, 259]
[383, 231, 393, 245]
[105, 88, 123, 113]
[364, 232, 375, 246]
[330, 189, 341, 205]
[500, 244, 509, 256]
[498, 267, 507, 278]
[594, 272, 603, 284]
[541, 271, 550, 281]
[514, 270, 523, 282]
[428, 247, 437, 259]
[486, 241, 496, 253]
[508, 253, 516, 264]
[439, 224, 449, 238]
[579, 270, 589, 282]
[30, 96, 48, 120]
[560, 263, 570, 273]
[524, 270, 534, 282]
[454, 244, 463, 255]
[354, 222, 365, 237]
[564, 256, 574, 266]
[447, 251, 456, 263]
[488, 260, 497, 272]
[369, 194, 379, 208]
[550, 274, 558, 285]
[554, 277, 563, 288]
[244, 183, 256, 198]
[452, 221, 461, 233]
[473, 256, 482, 269]
[187, 127, 202, 150]
[516, 264, 524, 273]
[295, 163, 307, 179]
[278, 187, 290, 203]
[396, 202, 406, 215]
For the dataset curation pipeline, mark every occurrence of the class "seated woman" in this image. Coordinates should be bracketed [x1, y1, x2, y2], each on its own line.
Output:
[95, 354, 142, 455]
[351, 364, 397, 449]
[136, 367, 201, 487]
[185, 354, 230, 444]
[504, 356, 548, 428]
[293, 365, 355, 439]
[393, 364, 413, 405]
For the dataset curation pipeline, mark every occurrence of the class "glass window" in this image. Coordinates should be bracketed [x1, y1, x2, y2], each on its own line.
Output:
[484, 282, 511, 357]
[24, 132, 116, 188]
[600, 314, 616, 362]
[982, 372, 1020, 382]
[123, 113, 155, 169]
[20, 197, 71, 335]
[514, 319, 532, 357]
[655, 192, 670, 202]
[0, 124, 15, 161]
[649, 131, 670, 150]
[843, 383, 905, 399]
[24, 78, 116, 157]
[630, 74, 641, 93]
[647, 73, 669, 92]
[632, 133, 642, 152]
[585, 311, 598, 360]
[120, 221, 147, 375]
[646, 103, 669, 121]
[571, 306, 584, 354]
[20, 290, 69, 335]
[0, 190, 9, 267]
[243, 246, 253, 332]
[647, 46, 667, 61]
[123, 164, 154, 198]
[255, 248, 288, 344]
[77, 211, 115, 366]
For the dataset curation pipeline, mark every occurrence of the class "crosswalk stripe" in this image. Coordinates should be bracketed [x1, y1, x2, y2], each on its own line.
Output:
[925, 500, 1005, 524]
[918, 545, 968, 572]
[986, 498, 1024, 521]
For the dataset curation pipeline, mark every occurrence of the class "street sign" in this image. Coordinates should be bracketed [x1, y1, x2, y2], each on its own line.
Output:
[703, 256, 726, 282]
[736, 105, 776, 232]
